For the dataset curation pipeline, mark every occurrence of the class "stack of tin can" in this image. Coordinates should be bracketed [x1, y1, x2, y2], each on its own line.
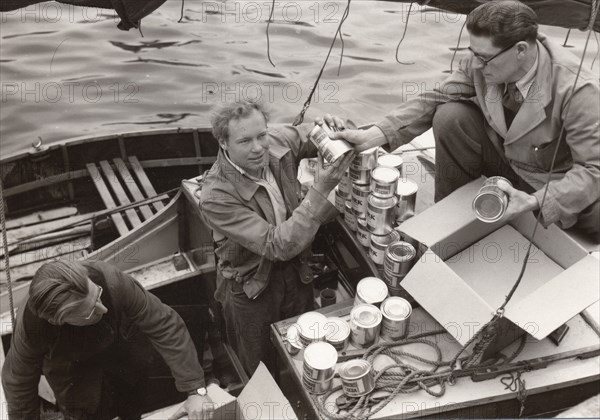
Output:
[382, 241, 417, 300]
[302, 341, 338, 394]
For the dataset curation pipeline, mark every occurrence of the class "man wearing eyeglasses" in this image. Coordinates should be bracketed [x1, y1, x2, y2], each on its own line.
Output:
[2, 259, 217, 420]
[333, 0, 599, 237]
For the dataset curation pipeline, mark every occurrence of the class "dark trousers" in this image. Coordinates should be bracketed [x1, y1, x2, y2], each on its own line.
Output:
[222, 262, 313, 376]
[432, 101, 599, 235]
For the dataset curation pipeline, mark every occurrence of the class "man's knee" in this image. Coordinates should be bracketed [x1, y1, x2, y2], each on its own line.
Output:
[432, 101, 480, 133]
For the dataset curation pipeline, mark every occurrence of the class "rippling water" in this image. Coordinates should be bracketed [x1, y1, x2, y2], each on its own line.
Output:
[0, 1, 593, 156]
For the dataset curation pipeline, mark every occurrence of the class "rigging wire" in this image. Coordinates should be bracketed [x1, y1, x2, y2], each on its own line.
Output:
[449, 21, 467, 74]
[0, 178, 16, 328]
[266, 0, 276, 67]
[178, 0, 185, 23]
[292, 0, 352, 126]
[395, 2, 415, 65]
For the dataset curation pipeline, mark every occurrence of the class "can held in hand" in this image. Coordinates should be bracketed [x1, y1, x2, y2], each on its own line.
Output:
[377, 153, 404, 176]
[303, 342, 338, 394]
[355, 277, 389, 307]
[351, 184, 370, 217]
[350, 304, 382, 348]
[344, 201, 358, 232]
[356, 217, 371, 248]
[370, 166, 400, 199]
[384, 241, 416, 277]
[367, 195, 397, 235]
[297, 311, 328, 347]
[325, 317, 351, 351]
[339, 359, 375, 397]
[380, 297, 412, 341]
[308, 125, 353, 164]
[472, 176, 512, 223]
[395, 179, 418, 224]
[370, 230, 400, 266]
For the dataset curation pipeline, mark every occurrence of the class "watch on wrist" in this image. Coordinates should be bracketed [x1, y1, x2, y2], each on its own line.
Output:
[188, 387, 207, 397]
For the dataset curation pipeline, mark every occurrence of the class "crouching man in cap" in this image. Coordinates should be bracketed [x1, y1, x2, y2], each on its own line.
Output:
[2, 259, 216, 420]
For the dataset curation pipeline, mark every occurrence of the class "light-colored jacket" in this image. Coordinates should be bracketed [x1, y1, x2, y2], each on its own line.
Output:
[199, 124, 338, 301]
[376, 34, 600, 229]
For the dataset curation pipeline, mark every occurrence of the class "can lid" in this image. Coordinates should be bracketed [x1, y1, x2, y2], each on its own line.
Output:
[297, 312, 328, 339]
[340, 359, 371, 379]
[378, 154, 403, 169]
[287, 324, 302, 346]
[382, 297, 412, 320]
[368, 194, 397, 208]
[325, 317, 351, 341]
[372, 166, 400, 183]
[351, 304, 382, 327]
[473, 192, 504, 222]
[396, 179, 418, 195]
[386, 241, 416, 262]
[304, 342, 338, 369]
[357, 277, 388, 303]
[371, 230, 401, 246]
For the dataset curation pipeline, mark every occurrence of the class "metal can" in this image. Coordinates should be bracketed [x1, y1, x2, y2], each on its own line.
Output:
[297, 312, 328, 347]
[380, 297, 412, 341]
[395, 179, 418, 224]
[285, 323, 303, 355]
[303, 342, 338, 394]
[367, 195, 397, 235]
[349, 304, 382, 348]
[352, 147, 378, 170]
[472, 176, 512, 223]
[370, 166, 400, 199]
[356, 217, 371, 248]
[344, 201, 358, 232]
[377, 153, 404, 176]
[351, 184, 370, 216]
[355, 277, 388, 307]
[339, 359, 375, 397]
[308, 125, 353, 164]
[384, 241, 416, 277]
[334, 188, 347, 213]
[338, 169, 352, 197]
[348, 165, 371, 185]
[370, 230, 400, 266]
[325, 317, 351, 351]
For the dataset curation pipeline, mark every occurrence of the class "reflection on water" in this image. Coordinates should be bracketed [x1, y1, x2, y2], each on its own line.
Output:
[0, 1, 592, 156]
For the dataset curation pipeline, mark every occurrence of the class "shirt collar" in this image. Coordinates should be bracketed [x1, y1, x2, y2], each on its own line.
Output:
[223, 149, 264, 181]
[514, 45, 538, 98]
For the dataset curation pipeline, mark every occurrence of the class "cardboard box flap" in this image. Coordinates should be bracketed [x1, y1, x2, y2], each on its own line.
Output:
[401, 249, 495, 346]
[237, 362, 298, 420]
[505, 254, 600, 340]
[510, 212, 588, 268]
[399, 178, 499, 251]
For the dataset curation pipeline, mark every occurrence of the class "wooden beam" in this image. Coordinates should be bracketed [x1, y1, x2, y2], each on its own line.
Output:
[113, 158, 154, 221]
[128, 156, 164, 212]
[86, 163, 129, 236]
[99, 161, 142, 228]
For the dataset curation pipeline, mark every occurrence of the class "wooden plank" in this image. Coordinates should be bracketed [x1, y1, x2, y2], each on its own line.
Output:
[128, 156, 164, 212]
[4, 207, 78, 230]
[86, 163, 129, 236]
[113, 158, 154, 221]
[99, 160, 142, 228]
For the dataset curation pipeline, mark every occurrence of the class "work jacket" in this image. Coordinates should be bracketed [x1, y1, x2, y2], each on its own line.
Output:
[376, 34, 599, 229]
[199, 124, 338, 301]
[1, 260, 204, 419]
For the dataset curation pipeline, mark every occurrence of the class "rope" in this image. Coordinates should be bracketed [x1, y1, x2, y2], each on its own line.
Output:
[587, 0, 599, 30]
[449, 21, 467, 74]
[292, 0, 352, 126]
[0, 178, 16, 328]
[178, 0, 185, 23]
[394, 2, 415, 65]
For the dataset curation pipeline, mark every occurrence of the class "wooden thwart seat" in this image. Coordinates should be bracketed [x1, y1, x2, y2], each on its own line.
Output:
[87, 156, 165, 236]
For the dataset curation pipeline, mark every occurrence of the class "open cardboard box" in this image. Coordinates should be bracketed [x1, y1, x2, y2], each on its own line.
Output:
[143, 362, 298, 420]
[398, 178, 600, 360]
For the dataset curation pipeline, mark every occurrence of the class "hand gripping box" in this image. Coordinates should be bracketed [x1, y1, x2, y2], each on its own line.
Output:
[397, 178, 599, 360]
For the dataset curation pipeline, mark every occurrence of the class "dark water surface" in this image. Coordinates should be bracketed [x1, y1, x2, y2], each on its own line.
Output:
[0, 1, 593, 156]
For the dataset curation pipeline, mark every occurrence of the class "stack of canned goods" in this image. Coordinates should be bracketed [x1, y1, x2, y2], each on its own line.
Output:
[383, 241, 417, 299]
[302, 342, 338, 394]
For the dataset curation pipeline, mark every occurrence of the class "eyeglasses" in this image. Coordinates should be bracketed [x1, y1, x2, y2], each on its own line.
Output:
[84, 285, 103, 320]
[468, 42, 517, 66]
